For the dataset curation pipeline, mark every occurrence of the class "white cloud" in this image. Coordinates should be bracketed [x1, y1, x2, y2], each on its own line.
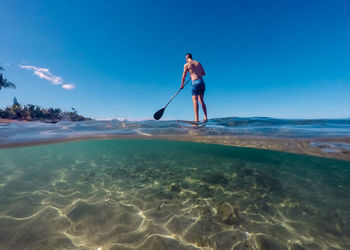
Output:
[5, 62, 11, 66]
[62, 84, 75, 90]
[20, 64, 75, 90]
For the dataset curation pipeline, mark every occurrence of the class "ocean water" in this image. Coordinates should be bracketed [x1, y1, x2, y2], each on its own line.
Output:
[0, 117, 350, 249]
[0, 139, 349, 249]
[1, 117, 350, 160]
[2, 118, 350, 143]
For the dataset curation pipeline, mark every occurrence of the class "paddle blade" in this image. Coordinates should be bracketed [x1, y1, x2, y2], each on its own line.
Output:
[153, 108, 165, 120]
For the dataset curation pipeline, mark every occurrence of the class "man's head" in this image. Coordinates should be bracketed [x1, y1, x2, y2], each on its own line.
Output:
[185, 53, 192, 62]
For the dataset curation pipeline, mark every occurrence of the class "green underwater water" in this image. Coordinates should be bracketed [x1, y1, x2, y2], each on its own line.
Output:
[0, 139, 349, 250]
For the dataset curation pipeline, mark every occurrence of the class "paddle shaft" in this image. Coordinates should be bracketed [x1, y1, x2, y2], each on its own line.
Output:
[164, 78, 191, 108]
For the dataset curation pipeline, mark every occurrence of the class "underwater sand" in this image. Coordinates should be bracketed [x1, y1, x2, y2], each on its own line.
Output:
[0, 139, 349, 250]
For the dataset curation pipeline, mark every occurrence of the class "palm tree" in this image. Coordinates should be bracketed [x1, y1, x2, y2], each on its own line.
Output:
[0, 67, 16, 90]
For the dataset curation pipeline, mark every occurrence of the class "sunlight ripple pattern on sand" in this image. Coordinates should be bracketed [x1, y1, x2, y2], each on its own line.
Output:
[0, 139, 349, 249]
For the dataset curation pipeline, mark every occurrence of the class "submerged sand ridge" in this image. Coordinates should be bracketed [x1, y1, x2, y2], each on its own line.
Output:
[1, 118, 350, 161]
[0, 139, 349, 249]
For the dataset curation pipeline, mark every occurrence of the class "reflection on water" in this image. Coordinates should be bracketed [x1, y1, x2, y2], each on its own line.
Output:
[0, 139, 349, 249]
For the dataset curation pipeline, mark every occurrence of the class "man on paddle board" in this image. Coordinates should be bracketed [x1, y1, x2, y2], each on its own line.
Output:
[181, 53, 208, 122]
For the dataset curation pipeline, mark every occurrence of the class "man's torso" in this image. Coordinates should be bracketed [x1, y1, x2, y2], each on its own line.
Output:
[185, 60, 203, 81]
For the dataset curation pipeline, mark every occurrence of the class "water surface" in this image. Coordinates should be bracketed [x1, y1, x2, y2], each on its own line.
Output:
[2, 117, 350, 161]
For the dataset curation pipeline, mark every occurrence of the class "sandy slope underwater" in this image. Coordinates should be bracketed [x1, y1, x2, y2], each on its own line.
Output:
[0, 139, 349, 250]
[1, 117, 350, 161]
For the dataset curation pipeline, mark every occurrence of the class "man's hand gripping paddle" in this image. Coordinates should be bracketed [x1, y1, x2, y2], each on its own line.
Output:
[153, 78, 191, 120]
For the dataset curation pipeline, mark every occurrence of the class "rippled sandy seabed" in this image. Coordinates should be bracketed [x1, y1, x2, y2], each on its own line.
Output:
[0, 139, 349, 250]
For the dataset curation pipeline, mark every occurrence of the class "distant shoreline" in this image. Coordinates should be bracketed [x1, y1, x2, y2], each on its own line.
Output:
[0, 118, 92, 124]
[0, 102, 91, 123]
[0, 118, 28, 123]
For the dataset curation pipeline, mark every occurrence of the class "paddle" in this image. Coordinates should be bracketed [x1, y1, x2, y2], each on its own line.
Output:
[153, 78, 191, 120]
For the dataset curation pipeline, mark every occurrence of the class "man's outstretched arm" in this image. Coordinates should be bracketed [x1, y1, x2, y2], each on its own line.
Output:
[181, 64, 188, 89]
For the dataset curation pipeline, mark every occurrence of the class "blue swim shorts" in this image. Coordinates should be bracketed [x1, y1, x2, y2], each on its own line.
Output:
[191, 79, 205, 96]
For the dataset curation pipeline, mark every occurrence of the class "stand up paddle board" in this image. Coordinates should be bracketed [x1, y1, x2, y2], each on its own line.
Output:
[176, 120, 207, 127]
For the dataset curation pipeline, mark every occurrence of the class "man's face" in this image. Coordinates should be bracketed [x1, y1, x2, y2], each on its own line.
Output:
[185, 56, 190, 62]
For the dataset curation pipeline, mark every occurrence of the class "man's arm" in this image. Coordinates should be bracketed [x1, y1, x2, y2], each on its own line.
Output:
[181, 64, 188, 89]
[200, 63, 205, 76]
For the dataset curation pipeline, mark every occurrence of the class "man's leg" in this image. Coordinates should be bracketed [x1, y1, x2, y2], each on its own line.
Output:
[192, 95, 199, 122]
[198, 94, 208, 122]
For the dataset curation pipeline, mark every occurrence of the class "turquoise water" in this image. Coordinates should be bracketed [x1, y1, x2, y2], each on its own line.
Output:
[2, 117, 350, 142]
[0, 139, 349, 249]
[2, 117, 350, 161]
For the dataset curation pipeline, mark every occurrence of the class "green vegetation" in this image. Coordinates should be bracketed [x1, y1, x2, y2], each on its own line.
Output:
[0, 97, 91, 122]
[0, 66, 16, 90]
[0, 66, 90, 122]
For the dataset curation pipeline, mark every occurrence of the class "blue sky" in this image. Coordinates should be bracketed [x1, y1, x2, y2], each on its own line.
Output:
[1, 0, 349, 120]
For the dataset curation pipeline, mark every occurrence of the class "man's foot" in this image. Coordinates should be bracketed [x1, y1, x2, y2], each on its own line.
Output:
[203, 118, 208, 123]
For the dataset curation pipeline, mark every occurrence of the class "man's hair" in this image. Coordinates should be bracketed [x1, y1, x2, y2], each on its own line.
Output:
[186, 53, 192, 59]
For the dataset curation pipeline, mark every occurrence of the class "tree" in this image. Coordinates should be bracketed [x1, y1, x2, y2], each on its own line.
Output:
[0, 67, 16, 90]
[13, 97, 19, 106]
[10, 96, 21, 119]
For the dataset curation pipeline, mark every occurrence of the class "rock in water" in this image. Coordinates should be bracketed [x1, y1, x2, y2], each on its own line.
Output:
[255, 235, 287, 250]
[169, 183, 181, 192]
[215, 202, 239, 225]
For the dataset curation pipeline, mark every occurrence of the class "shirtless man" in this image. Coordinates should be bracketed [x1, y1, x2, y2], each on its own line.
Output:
[181, 53, 208, 122]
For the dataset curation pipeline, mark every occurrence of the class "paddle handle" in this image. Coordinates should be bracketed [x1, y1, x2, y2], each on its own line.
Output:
[164, 78, 191, 108]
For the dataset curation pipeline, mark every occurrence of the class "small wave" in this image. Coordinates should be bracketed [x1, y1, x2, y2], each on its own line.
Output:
[1, 117, 349, 143]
